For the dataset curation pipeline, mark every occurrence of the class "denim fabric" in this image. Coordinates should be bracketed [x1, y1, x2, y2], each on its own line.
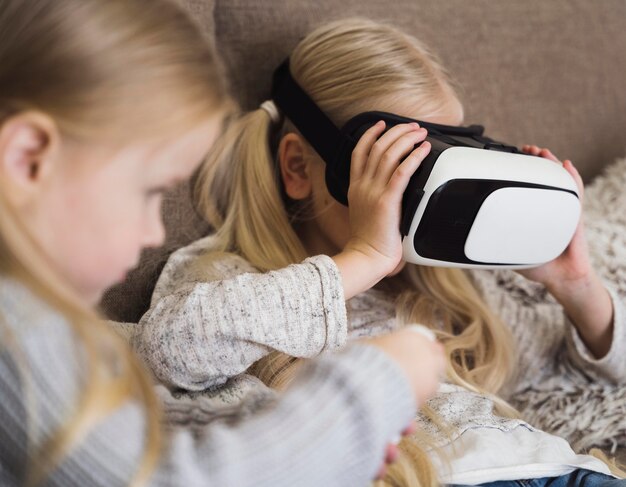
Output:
[450, 469, 626, 487]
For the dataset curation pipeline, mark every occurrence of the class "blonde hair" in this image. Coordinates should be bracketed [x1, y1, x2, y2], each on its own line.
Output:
[195, 17, 623, 486]
[0, 0, 228, 484]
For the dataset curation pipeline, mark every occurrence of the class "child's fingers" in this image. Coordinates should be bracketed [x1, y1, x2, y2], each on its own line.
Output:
[363, 123, 421, 179]
[385, 443, 400, 464]
[522, 144, 540, 156]
[539, 148, 560, 163]
[402, 421, 417, 437]
[522, 144, 561, 163]
[374, 443, 400, 480]
[351, 120, 386, 182]
[530, 146, 542, 156]
[563, 160, 585, 199]
[385, 142, 431, 201]
[374, 127, 427, 183]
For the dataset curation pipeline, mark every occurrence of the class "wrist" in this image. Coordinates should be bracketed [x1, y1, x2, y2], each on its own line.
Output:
[342, 238, 398, 276]
[545, 271, 598, 303]
[333, 243, 399, 300]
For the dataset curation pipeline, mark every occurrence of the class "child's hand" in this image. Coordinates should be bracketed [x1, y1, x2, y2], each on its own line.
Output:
[346, 121, 429, 273]
[375, 422, 417, 480]
[363, 326, 445, 480]
[517, 145, 591, 290]
[334, 121, 430, 299]
[364, 326, 445, 408]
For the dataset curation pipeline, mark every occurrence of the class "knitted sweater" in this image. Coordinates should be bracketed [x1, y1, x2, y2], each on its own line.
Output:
[0, 277, 416, 486]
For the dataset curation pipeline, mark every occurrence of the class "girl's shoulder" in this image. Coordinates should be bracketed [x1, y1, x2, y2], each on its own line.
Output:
[151, 234, 259, 302]
[0, 279, 147, 483]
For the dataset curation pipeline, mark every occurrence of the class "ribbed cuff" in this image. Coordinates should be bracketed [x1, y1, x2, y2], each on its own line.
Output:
[304, 255, 348, 352]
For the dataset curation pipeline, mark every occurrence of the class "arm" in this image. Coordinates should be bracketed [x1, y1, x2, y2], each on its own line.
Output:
[561, 284, 625, 384]
[156, 345, 416, 486]
[0, 334, 417, 486]
[547, 270, 614, 359]
[518, 147, 615, 358]
[508, 146, 626, 384]
[132, 253, 348, 391]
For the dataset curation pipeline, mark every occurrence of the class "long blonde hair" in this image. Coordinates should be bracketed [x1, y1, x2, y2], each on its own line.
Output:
[195, 18, 517, 486]
[0, 0, 228, 484]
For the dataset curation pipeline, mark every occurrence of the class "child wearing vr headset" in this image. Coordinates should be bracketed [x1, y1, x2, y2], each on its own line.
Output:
[134, 18, 625, 487]
[0, 2, 448, 485]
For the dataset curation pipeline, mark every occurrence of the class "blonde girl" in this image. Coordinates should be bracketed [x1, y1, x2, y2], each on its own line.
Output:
[0, 3, 447, 486]
[134, 18, 626, 487]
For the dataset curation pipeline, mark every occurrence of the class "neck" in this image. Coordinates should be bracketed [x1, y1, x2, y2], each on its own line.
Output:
[295, 220, 340, 257]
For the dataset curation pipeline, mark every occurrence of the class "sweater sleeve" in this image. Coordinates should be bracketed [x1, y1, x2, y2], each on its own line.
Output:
[155, 344, 416, 486]
[132, 252, 348, 391]
[0, 327, 416, 487]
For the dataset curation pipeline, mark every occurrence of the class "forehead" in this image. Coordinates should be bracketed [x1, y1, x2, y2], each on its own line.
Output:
[376, 95, 465, 126]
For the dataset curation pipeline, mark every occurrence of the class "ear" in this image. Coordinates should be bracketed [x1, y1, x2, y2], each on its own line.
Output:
[0, 112, 59, 208]
[278, 132, 312, 200]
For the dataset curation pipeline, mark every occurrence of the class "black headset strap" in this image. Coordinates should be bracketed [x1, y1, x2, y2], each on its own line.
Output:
[271, 58, 491, 164]
[271, 59, 350, 167]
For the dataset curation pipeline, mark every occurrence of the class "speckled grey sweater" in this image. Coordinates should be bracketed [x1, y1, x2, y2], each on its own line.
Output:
[0, 277, 416, 486]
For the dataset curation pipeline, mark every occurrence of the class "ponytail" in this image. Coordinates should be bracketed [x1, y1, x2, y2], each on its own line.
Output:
[195, 108, 308, 270]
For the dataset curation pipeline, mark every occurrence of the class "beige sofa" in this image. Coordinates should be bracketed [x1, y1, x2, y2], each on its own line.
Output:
[101, 0, 626, 461]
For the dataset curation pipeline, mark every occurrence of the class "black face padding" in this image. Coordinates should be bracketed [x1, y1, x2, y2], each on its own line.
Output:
[270, 58, 522, 237]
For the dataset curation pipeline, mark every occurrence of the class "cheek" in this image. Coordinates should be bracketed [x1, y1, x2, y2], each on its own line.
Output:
[49, 181, 146, 300]
[314, 193, 352, 248]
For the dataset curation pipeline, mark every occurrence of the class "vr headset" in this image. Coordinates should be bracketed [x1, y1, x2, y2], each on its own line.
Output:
[271, 59, 581, 269]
